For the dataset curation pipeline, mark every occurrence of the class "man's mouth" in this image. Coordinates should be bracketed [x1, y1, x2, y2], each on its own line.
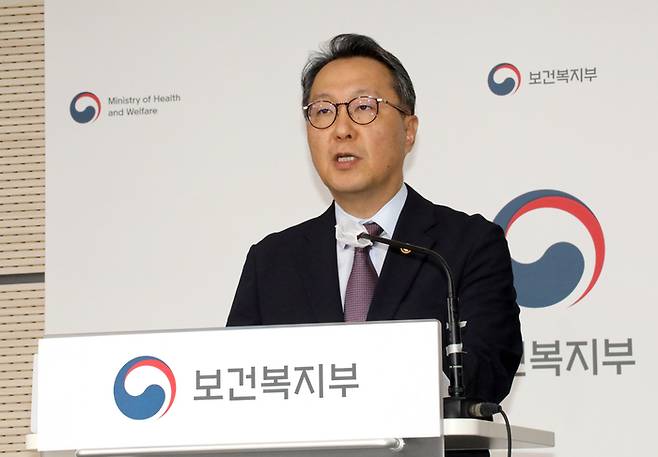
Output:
[335, 153, 357, 162]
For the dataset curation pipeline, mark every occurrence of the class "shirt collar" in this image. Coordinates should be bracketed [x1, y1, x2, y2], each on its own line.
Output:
[334, 184, 408, 248]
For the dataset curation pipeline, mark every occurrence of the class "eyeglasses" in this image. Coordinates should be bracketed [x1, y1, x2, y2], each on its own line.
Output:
[303, 95, 410, 129]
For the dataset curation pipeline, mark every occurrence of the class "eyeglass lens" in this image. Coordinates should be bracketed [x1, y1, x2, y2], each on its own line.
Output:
[306, 97, 379, 128]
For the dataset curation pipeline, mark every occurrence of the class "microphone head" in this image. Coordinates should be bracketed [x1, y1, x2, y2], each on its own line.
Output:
[468, 402, 502, 418]
[335, 221, 373, 248]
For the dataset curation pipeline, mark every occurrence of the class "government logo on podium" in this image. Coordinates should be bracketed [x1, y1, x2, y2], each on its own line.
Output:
[113, 356, 177, 420]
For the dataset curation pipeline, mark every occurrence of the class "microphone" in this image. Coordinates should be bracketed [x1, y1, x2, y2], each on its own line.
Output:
[337, 220, 507, 418]
[353, 230, 466, 402]
[468, 402, 502, 418]
[336, 219, 474, 417]
[357, 230, 497, 419]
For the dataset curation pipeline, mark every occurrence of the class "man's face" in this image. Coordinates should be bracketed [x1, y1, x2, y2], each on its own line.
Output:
[306, 57, 418, 208]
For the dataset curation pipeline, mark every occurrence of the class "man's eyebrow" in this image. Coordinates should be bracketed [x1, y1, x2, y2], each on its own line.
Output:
[349, 89, 380, 98]
[309, 89, 381, 102]
[310, 92, 333, 101]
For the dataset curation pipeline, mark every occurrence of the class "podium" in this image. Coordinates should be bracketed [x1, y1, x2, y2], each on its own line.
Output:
[28, 321, 553, 456]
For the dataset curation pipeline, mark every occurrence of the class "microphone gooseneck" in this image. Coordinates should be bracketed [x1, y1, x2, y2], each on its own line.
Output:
[356, 232, 465, 400]
[357, 229, 510, 435]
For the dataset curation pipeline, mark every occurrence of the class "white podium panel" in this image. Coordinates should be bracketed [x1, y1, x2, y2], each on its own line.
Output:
[35, 321, 443, 452]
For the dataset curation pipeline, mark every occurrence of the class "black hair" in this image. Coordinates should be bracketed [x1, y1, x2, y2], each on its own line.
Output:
[301, 34, 416, 114]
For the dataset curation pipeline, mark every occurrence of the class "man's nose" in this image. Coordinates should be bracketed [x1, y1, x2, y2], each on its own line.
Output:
[333, 104, 355, 139]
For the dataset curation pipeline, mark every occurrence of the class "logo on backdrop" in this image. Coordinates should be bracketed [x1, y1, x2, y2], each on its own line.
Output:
[494, 190, 605, 308]
[488, 63, 598, 94]
[69, 91, 101, 124]
[487, 63, 521, 96]
[69, 92, 181, 122]
[113, 356, 177, 420]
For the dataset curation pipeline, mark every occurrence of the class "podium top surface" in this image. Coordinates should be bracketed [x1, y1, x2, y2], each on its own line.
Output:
[444, 418, 555, 450]
[40, 319, 441, 339]
[26, 419, 554, 454]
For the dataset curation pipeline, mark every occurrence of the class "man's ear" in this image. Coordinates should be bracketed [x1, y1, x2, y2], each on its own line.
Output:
[404, 115, 419, 154]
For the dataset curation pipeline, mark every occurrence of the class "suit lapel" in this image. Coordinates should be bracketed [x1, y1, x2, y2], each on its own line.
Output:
[297, 205, 344, 322]
[367, 186, 438, 321]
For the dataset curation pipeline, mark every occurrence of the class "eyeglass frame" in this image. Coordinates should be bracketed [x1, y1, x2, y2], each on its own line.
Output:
[302, 95, 411, 129]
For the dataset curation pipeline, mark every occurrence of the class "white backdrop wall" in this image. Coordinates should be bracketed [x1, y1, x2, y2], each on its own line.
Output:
[45, 1, 657, 456]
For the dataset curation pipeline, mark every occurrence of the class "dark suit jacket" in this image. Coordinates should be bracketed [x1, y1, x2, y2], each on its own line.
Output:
[227, 185, 522, 404]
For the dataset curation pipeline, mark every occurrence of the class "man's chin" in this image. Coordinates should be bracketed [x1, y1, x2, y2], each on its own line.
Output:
[327, 183, 370, 200]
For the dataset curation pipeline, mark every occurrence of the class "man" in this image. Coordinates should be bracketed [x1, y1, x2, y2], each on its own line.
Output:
[228, 33, 521, 415]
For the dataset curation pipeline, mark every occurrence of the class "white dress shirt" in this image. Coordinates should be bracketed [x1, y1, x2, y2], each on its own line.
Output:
[334, 184, 408, 309]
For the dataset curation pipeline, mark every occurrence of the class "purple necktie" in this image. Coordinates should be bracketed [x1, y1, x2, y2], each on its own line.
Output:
[344, 222, 383, 322]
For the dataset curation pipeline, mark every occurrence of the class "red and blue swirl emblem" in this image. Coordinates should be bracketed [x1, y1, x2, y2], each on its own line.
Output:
[488, 63, 521, 96]
[69, 91, 101, 124]
[113, 356, 176, 420]
[494, 190, 605, 308]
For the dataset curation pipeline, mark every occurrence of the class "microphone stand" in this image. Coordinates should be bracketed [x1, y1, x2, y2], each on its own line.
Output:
[357, 232, 481, 419]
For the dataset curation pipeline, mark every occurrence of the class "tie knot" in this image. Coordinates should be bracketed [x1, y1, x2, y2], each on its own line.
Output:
[363, 222, 383, 237]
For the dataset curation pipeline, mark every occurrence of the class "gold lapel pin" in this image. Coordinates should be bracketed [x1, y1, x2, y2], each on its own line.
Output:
[400, 248, 412, 255]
